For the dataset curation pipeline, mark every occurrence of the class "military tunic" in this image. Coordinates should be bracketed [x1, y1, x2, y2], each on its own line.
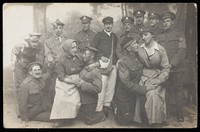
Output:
[156, 29, 187, 118]
[74, 30, 96, 52]
[19, 76, 49, 121]
[12, 39, 44, 116]
[115, 52, 147, 125]
[116, 30, 141, 59]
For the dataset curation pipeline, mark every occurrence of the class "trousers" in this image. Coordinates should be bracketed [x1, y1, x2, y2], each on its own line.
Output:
[96, 66, 117, 111]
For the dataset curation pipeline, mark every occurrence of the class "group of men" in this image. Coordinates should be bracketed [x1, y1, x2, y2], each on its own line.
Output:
[11, 9, 186, 127]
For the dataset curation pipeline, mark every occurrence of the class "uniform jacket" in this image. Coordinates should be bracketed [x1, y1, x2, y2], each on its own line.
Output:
[132, 24, 144, 35]
[91, 30, 118, 65]
[12, 39, 44, 64]
[79, 67, 102, 104]
[116, 29, 141, 59]
[156, 28, 186, 72]
[74, 30, 96, 52]
[19, 76, 45, 121]
[148, 24, 164, 37]
[44, 34, 67, 63]
[115, 52, 147, 102]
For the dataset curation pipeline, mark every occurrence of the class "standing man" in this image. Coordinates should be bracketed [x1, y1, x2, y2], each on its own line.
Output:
[11, 32, 44, 117]
[133, 10, 146, 35]
[156, 12, 187, 122]
[43, 19, 67, 111]
[147, 12, 163, 36]
[74, 16, 96, 53]
[116, 16, 141, 59]
[77, 45, 105, 125]
[19, 62, 51, 123]
[91, 16, 118, 117]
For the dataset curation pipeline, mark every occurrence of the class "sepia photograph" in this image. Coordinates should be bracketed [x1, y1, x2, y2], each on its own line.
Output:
[3, 3, 197, 128]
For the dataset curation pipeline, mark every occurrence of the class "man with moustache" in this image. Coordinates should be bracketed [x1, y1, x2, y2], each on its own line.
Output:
[11, 32, 44, 117]
[116, 16, 141, 59]
[91, 16, 118, 117]
[133, 10, 146, 35]
[74, 16, 96, 53]
[147, 12, 163, 36]
[19, 62, 51, 123]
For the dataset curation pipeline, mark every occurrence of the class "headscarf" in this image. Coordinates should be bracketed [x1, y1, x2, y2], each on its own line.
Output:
[62, 39, 77, 58]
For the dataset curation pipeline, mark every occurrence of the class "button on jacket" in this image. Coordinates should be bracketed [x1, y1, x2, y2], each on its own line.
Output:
[156, 29, 186, 72]
[74, 30, 96, 52]
[19, 76, 45, 121]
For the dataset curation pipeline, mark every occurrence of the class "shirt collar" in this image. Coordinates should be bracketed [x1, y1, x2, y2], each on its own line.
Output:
[140, 40, 159, 50]
[104, 30, 112, 36]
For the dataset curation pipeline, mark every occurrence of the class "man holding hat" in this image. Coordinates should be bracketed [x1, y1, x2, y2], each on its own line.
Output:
[133, 10, 146, 35]
[19, 62, 51, 123]
[11, 32, 44, 117]
[74, 16, 96, 53]
[116, 16, 141, 59]
[115, 37, 149, 126]
[77, 45, 105, 125]
[156, 12, 187, 122]
[91, 16, 118, 117]
[147, 12, 163, 36]
[43, 19, 67, 111]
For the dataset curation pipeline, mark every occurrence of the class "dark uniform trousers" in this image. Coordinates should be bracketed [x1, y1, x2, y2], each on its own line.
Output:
[165, 71, 184, 117]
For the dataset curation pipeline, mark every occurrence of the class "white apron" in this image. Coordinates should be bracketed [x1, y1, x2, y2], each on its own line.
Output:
[50, 74, 81, 119]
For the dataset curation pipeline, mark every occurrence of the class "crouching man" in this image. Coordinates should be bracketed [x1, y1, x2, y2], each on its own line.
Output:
[76, 45, 105, 125]
[19, 62, 51, 123]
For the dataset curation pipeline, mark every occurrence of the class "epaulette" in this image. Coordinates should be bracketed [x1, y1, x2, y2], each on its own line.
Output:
[22, 76, 32, 84]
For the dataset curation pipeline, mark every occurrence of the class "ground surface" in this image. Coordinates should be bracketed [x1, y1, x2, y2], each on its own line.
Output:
[3, 87, 197, 129]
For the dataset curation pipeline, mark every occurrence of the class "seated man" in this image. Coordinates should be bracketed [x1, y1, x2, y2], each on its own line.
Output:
[77, 45, 105, 125]
[19, 62, 51, 123]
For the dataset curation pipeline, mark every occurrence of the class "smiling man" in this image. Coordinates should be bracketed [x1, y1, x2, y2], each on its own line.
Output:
[19, 62, 51, 123]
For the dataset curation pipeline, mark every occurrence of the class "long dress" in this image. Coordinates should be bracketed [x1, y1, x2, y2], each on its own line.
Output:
[50, 53, 84, 119]
[134, 41, 170, 124]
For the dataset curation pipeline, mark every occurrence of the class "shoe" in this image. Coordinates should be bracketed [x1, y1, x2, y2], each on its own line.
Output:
[103, 106, 111, 117]
[161, 121, 169, 126]
[85, 112, 106, 125]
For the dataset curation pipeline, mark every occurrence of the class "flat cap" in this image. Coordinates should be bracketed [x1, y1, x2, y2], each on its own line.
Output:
[27, 62, 42, 71]
[121, 37, 135, 50]
[161, 12, 176, 20]
[148, 12, 160, 19]
[133, 10, 145, 17]
[85, 45, 100, 53]
[80, 16, 92, 23]
[52, 19, 65, 27]
[102, 16, 113, 24]
[121, 16, 134, 24]
[29, 32, 42, 37]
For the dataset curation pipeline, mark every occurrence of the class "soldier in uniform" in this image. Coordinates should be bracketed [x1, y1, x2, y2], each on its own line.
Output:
[156, 12, 187, 122]
[147, 12, 163, 36]
[19, 62, 51, 123]
[11, 32, 44, 117]
[133, 10, 146, 35]
[77, 45, 105, 125]
[43, 19, 67, 111]
[115, 37, 149, 126]
[74, 16, 96, 53]
[116, 16, 141, 59]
